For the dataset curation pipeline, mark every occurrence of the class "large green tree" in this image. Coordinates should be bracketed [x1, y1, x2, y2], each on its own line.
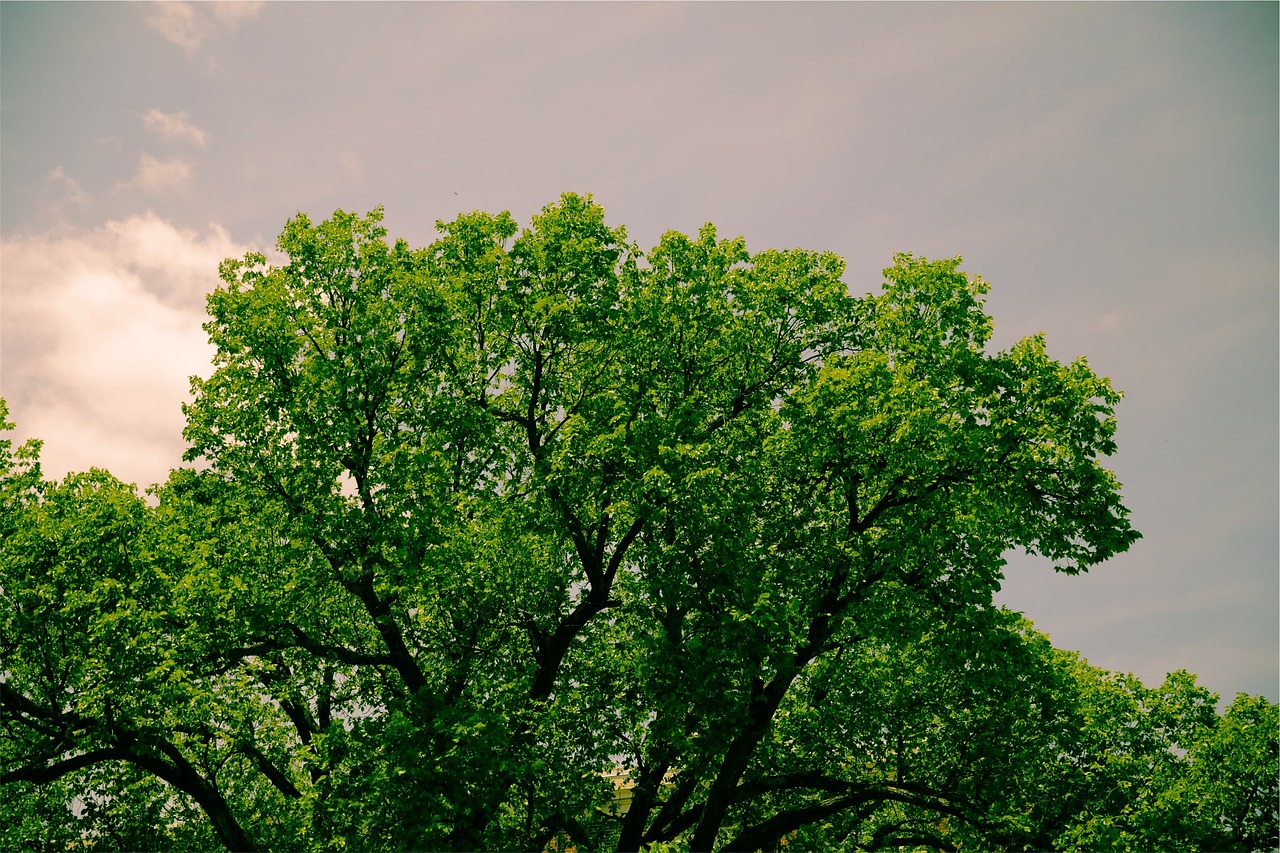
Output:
[2, 195, 1275, 851]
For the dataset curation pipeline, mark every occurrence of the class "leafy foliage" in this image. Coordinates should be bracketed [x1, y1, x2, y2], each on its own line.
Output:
[2, 197, 1274, 851]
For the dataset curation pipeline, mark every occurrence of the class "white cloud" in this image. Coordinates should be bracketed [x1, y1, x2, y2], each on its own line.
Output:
[0, 215, 248, 491]
[144, 2, 205, 54]
[209, 1, 264, 28]
[47, 167, 90, 209]
[141, 108, 208, 147]
[144, 1, 263, 56]
[118, 153, 194, 194]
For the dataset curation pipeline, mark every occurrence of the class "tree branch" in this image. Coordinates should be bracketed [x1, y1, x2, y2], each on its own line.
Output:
[237, 740, 303, 799]
[1, 747, 130, 785]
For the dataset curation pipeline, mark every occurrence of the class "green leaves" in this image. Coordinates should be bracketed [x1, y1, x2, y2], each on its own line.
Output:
[6, 195, 1266, 853]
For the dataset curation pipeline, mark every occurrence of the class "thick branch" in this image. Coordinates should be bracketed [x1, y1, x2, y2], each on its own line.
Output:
[527, 495, 646, 699]
[254, 663, 316, 748]
[283, 622, 397, 669]
[123, 736, 257, 852]
[722, 792, 877, 852]
[238, 741, 303, 799]
[1, 747, 130, 785]
[338, 566, 427, 696]
[2, 728, 256, 853]
[724, 781, 974, 852]
[689, 672, 799, 851]
[616, 759, 671, 852]
[528, 592, 620, 700]
[605, 514, 647, 583]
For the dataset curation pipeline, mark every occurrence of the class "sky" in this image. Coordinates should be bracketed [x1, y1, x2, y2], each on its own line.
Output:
[1, 2, 1276, 702]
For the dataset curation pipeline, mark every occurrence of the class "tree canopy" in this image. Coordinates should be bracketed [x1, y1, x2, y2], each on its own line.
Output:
[2, 194, 1276, 852]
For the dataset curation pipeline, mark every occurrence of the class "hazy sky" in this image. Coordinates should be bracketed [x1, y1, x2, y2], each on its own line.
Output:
[2, 2, 1275, 702]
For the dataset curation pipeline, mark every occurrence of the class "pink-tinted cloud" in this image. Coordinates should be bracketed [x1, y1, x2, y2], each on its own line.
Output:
[143, 1, 263, 56]
[118, 153, 194, 194]
[141, 108, 208, 147]
[1, 215, 247, 490]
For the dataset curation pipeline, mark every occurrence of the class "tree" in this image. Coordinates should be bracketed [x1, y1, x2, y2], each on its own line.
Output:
[2, 194, 1274, 851]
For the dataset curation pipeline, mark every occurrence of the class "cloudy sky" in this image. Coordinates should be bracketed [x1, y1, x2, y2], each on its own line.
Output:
[2, 2, 1275, 702]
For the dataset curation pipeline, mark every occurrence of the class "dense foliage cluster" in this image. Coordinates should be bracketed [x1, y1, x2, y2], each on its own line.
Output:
[2, 195, 1276, 851]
